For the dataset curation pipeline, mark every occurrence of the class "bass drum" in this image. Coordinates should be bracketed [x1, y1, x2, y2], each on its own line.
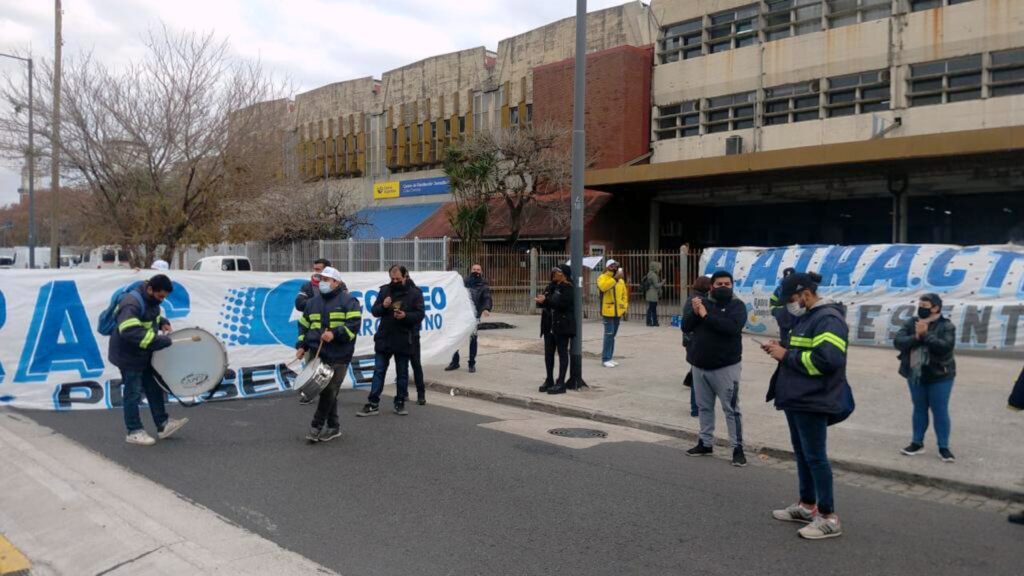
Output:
[152, 327, 228, 398]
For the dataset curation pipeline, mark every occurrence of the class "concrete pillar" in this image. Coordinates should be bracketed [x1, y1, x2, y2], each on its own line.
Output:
[649, 200, 660, 252]
[892, 192, 909, 243]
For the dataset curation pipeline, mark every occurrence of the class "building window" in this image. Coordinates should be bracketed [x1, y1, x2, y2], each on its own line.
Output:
[655, 101, 700, 140]
[444, 118, 451, 138]
[825, 0, 890, 29]
[660, 18, 703, 63]
[526, 103, 533, 127]
[458, 115, 466, 134]
[764, 0, 824, 40]
[910, 0, 975, 12]
[908, 54, 982, 107]
[825, 69, 890, 116]
[763, 81, 821, 125]
[990, 48, 1024, 98]
[707, 5, 759, 54]
[703, 92, 756, 133]
[510, 106, 520, 127]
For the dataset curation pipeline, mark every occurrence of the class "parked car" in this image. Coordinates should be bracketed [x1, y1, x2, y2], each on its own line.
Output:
[85, 246, 132, 269]
[192, 256, 253, 272]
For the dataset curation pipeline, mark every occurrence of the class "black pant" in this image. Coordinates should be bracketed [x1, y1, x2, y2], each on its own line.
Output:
[450, 332, 478, 367]
[646, 301, 659, 326]
[544, 333, 570, 384]
[411, 338, 425, 400]
[312, 362, 348, 429]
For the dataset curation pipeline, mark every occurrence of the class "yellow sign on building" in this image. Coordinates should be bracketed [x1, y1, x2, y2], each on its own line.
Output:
[373, 180, 400, 200]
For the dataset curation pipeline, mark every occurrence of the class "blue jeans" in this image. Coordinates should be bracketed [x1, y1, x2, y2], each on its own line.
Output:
[121, 368, 168, 433]
[601, 317, 620, 362]
[908, 378, 954, 449]
[368, 351, 410, 406]
[785, 410, 834, 515]
[646, 302, 659, 326]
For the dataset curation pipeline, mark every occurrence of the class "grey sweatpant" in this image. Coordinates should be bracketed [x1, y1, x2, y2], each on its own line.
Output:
[693, 363, 743, 449]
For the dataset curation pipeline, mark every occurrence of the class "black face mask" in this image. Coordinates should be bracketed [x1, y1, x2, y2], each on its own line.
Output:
[917, 307, 933, 320]
[711, 287, 733, 303]
[471, 272, 481, 278]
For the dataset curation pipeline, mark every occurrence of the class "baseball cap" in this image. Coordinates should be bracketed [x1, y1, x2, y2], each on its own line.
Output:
[320, 266, 343, 282]
[151, 259, 169, 271]
[780, 272, 822, 300]
[606, 259, 619, 268]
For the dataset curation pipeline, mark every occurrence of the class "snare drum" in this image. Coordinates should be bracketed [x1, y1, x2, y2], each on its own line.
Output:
[294, 358, 335, 404]
[152, 327, 227, 398]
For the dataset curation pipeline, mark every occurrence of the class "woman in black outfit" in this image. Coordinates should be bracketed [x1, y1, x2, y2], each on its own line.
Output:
[536, 264, 576, 395]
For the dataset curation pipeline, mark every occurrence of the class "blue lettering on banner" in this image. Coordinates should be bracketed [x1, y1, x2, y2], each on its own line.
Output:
[400, 176, 450, 197]
[703, 249, 737, 276]
[0, 288, 6, 383]
[858, 245, 920, 291]
[741, 249, 785, 292]
[794, 245, 826, 273]
[981, 250, 1024, 297]
[925, 247, 977, 292]
[16, 281, 104, 383]
[818, 245, 867, 289]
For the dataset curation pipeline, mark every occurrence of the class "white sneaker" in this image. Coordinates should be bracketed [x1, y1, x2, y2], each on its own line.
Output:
[126, 430, 156, 446]
[610, 361, 620, 367]
[798, 515, 843, 540]
[603, 361, 616, 368]
[158, 417, 189, 440]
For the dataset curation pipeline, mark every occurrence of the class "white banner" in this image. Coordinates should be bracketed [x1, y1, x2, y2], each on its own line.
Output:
[698, 244, 1024, 353]
[0, 270, 477, 410]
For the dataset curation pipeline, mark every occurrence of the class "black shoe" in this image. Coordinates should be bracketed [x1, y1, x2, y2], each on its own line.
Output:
[939, 448, 956, 463]
[356, 404, 380, 417]
[305, 426, 322, 442]
[1009, 511, 1024, 525]
[547, 383, 566, 395]
[444, 363, 459, 371]
[320, 427, 342, 442]
[732, 447, 747, 467]
[394, 402, 409, 415]
[417, 398, 426, 406]
[468, 365, 476, 374]
[901, 442, 925, 456]
[539, 379, 554, 393]
[686, 442, 713, 457]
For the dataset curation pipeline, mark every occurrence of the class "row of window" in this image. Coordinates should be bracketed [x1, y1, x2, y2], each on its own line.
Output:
[654, 47, 1024, 140]
[659, 0, 976, 64]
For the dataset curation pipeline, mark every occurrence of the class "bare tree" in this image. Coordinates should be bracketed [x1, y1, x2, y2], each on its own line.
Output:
[444, 123, 572, 245]
[0, 26, 288, 267]
[230, 180, 366, 243]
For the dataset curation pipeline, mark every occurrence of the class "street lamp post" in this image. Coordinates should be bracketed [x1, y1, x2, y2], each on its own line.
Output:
[0, 52, 35, 268]
[567, 0, 588, 390]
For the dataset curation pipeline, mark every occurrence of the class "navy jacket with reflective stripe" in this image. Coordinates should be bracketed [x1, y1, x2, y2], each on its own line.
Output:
[299, 289, 361, 365]
[107, 283, 171, 371]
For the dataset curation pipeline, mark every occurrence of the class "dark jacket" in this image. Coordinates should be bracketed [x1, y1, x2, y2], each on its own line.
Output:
[108, 283, 171, 371]
[295, 279, 347, 313]
[767, 301, 854, 424]
[681, 289, 708, 349]
[298, 288, 362, 364]
[682, 295, 746, 370]
[465, 274, 493, 318]
[770, 284, 796, 346]
[893, 316, 957, 384]
[1009, 365, 1024, 410]
[538, 280, 575, 337]
[371, 279, 425, 356]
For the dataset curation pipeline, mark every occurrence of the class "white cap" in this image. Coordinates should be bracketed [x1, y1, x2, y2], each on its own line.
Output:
[320, 266, 343, 282]
[151, 259, 169, 271]
[606, 259, 619, 268]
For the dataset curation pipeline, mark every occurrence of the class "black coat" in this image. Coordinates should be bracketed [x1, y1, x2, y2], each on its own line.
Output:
[538, 281, 575, 337]
[893, 316, 957, 384]
[465, 275, 493, 318]
[682, 295, 746, 370]
[371, 280, 425, 356]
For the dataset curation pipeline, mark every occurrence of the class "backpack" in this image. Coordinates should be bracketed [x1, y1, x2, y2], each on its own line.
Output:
[97, 285, 145, 336]
[641, 276, 652, 294]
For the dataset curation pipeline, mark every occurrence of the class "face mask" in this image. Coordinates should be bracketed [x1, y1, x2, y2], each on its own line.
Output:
[471, 272, 481, 278]
[318, 282, 334, 295]
[787, 301, 806, 317]
[917, 307, 933, 320]
[711, 287, 733, 303]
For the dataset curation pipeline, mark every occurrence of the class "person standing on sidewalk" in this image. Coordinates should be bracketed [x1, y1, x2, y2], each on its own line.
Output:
[446, 263, 493, 374]
[1008, 365, 1024, 525]
[108, 274, 187, 446]
[295, 267, 361, 443]
[770, 267, 797, 345]
[894, 293, 958, 462]
[536, 264, 575, 395]
[643, 261, 665, 327]
[682, 270, 748, 467]
[357, 265, 425, 417]
[763, 271, 854, 541]
[597, 259, 628, 368]
[295, 258, 332, 312]
[682, 275, 713, 418]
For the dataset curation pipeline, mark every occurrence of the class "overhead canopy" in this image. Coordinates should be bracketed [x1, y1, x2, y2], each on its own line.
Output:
[350, 203, 444, 239]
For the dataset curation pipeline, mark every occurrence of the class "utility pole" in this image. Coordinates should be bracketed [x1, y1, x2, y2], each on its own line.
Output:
[49, 0, 62, 268]
[1, 52, 36, 267]
[567, 0, 588, 391]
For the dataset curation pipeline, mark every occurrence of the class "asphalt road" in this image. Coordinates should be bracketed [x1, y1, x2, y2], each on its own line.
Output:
[24, 392, 1023, 576]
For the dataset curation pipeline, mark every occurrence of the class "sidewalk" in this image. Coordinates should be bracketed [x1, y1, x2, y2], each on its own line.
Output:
[0, 411, 335, 576]
[429, 313, 1024, 501]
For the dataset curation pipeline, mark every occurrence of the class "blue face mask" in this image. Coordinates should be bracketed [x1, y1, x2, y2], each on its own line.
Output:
[318, 282, 334, 295]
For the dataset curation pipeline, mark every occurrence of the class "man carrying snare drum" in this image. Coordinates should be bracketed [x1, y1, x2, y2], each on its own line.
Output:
[296, 267, 362, 443]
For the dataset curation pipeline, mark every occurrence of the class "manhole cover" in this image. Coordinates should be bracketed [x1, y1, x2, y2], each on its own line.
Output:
[548, 427, 608, 439]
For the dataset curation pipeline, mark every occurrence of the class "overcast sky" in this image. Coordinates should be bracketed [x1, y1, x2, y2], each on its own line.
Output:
[0, 0, 630, 207]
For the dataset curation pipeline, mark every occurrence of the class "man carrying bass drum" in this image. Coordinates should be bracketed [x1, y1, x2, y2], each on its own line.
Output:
[296, 267, 362, 443]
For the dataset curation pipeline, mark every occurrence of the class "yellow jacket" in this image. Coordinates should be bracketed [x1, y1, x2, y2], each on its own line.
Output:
[597, 271, 629, 318]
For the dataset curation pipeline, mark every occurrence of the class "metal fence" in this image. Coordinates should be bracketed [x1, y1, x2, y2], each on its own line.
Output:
[177, 238, 702, 325]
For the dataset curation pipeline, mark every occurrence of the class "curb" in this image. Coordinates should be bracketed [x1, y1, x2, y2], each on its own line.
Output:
[425, 380, 1024, 504]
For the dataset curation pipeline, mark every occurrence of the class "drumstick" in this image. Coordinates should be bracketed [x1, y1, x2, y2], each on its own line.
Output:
[313, 340, 323, 362]
[172, 335, 203, 344]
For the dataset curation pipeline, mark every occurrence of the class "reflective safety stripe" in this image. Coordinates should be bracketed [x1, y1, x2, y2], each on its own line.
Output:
[329, 312, 346, 318]
[343, 326, 356, 341]
[812, 332, 847, 353]
[298, 316, 311, 328]
[789, 336, 813, 348]
[343, 311, 362, 319]
[801, 350, 822, 376]
[310, 322, 322, 330]
[296, 335, 304, 343]
[141, 321, 153, 329]
[119, 318, 143, 332]
[308, 313, 322, 320]
[140, 330, 156, 349]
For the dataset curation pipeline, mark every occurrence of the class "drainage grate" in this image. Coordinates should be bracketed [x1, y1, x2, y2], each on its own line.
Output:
[548, 427, 608, 439]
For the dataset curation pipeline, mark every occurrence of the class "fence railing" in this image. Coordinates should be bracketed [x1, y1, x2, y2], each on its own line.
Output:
[177, 239, 702, 325]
